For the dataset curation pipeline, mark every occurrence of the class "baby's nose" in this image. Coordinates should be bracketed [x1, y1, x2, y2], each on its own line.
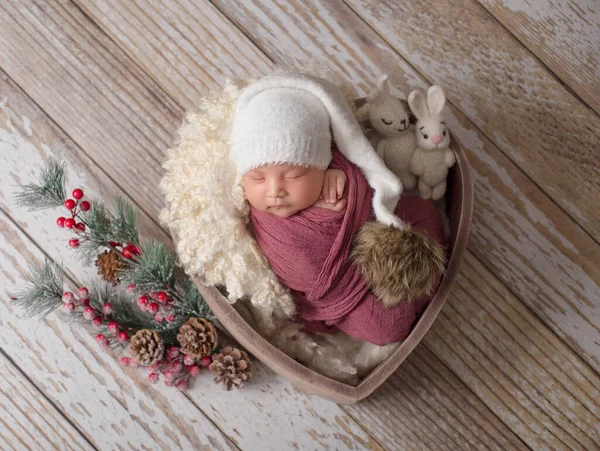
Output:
[431, 135, 443, 144]
[267, 183, 286, 197]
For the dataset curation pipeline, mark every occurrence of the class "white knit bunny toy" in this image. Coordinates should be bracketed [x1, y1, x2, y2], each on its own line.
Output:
[367, 74, 418, 190]
[408, 86, 456, 200]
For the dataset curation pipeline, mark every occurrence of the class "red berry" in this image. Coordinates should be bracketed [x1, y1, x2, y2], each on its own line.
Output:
[62, 303, 75, 314]
[92, 316, 103, 328]
[77, 287, 89, 299]
[82, 298, 90, 307]
[167, 347, 180, 359]
[80, 200, 91, 211]
[108, 241, 121, 248]
[117, 331, 129, 343]
[188, 365, 202, 376]
[165, 314, 176, 323]
[166, 298, 174, 306]
[127, 284, 136, 292]
[64, 199, 76, 210]
[164, 379, 174, 387]
[148, 302, 159, 314]
[176, 380, 187, 391]
[183, 355, 195, 366]
[107, 321, 119, 333]
[137, 295, 149, 306]
[170, 361, 183, 373]
[163, 370, 175, 381]
[148, 373, 160, 384]
[72, 188, 84, 200]
[102, 302, 113, 315]
[120, 357, 130, 367]
[56, 217, 66, 227]
[154, 313, 164, 323]
[199, 356, 212, 367]
[64, 218, 75, 229]
[62, 292, 75, 304]
[157, 291, 168, 303]
[122, 249, 132, 259]
[124, 244, 140, 256]
[147, 363, 161, 372]
[75, 223, 85, 232]
[69, 239, 80, 248]
[128, 359, 139, 369]
[95, 334, 109, 350]
[83, 307, 96, 320]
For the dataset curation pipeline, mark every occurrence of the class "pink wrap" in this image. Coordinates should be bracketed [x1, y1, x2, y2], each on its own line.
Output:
[250, 146, 445, 345]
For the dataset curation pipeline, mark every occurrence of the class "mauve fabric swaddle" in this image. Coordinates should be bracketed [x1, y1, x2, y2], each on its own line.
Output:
[250, 146, 445, 345]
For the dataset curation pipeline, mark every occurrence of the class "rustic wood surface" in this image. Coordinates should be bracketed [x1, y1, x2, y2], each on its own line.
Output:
[1, 0, 598, 449]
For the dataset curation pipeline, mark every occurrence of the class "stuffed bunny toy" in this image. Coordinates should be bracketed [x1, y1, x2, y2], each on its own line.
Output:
[367, 74, 418, 190]
[408, 86, 456, 200]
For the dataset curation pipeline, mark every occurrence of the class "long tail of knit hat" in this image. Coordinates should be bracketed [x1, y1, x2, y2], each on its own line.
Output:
[230, 71, 407, 229]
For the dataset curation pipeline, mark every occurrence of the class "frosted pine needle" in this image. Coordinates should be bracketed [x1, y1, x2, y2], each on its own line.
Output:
[11, 259, 64, 318]
[15, 158, 67, 210]
[120, 240, 177, 292]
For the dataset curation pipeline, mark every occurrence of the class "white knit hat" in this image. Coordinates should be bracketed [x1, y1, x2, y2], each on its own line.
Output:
[230, 72, 406, 229]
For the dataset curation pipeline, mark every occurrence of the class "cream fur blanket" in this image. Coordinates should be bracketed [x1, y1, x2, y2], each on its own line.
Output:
[159, 68, 397, 383]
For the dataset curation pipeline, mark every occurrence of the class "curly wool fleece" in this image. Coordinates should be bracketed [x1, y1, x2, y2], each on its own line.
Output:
[159, 76, 296, 320]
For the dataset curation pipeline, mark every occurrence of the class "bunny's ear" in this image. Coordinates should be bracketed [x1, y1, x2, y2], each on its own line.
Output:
[426, 85, 446, 116]
[367, 74, 390, 102]
[408, 89, 429, 120]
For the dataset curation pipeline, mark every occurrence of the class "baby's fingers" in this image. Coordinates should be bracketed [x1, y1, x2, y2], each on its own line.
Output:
[336, 175, 345, 199]
[322, 176, 330, 202]
[329, 177, 338, 203]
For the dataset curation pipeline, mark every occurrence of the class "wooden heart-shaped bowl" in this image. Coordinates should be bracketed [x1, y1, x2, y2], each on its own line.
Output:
[188, 133, 473, 404]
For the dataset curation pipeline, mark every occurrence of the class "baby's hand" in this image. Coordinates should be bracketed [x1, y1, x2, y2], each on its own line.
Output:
[313, 169, 347, 211]
[321, 169, 346, 204]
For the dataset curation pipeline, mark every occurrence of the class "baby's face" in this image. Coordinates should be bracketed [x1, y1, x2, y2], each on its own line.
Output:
[242, 164, 325, 218]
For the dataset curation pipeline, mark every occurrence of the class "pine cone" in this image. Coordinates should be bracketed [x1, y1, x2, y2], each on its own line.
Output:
[95, 250, 128, 285]
[177, 318, 218, 358]
[209, 347, 253, 390]
[129, 329, 164, 366]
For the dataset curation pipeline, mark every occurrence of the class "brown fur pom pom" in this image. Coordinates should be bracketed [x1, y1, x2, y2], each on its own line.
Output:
[350, 222, 446, 307]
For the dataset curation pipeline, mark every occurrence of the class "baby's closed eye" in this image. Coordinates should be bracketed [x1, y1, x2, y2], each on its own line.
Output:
[285, 170, 309, 180]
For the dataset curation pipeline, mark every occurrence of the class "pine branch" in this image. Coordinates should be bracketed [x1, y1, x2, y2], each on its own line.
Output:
[111, 197, 139, 246]
[174, 279, 215, 322]
[76, 199, 112, 264]
[88, 283, 154, 331]
[65, 283, 181, 343]
[119, 240, 177, 292]
[76, 197, 139, 265]
[10, 260, 64, 318]
[118, 240, 214, 330]
[15, 158, 67, 210]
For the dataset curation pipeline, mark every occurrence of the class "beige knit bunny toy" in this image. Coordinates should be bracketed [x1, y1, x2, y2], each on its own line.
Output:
[367, 74, 418, 190]
[408, 86, 456, 200]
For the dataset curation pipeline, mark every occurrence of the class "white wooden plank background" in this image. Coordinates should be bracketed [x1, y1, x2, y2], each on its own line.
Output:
[1, 0, 599, 449]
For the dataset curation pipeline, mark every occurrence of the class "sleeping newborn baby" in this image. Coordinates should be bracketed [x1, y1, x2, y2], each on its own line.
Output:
[229, 72, 445, 346]
[242, 164, 347, 217]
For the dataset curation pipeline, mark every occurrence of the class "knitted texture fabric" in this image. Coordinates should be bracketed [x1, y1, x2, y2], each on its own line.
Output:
[367, 74, 418, 190]
[230, 87, 332, 174]
[250, 147, 445, 345]
[230, 71, 407, 230]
